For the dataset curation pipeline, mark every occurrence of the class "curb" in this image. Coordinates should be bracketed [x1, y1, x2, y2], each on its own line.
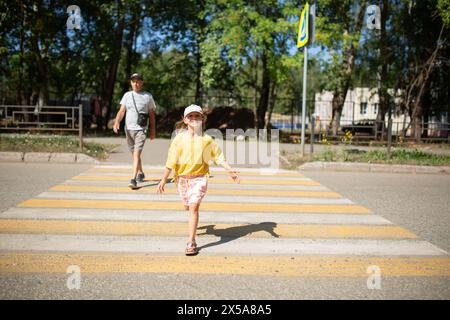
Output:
[298, 161, 450, 175]
[0, 152, 100, 164]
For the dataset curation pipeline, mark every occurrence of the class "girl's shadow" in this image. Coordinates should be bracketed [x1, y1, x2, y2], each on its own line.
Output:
[196, 222, 279, 252]
[134, 178, 173, 190]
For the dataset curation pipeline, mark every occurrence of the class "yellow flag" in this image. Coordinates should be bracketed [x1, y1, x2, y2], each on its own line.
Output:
[297, 3, 309, 48]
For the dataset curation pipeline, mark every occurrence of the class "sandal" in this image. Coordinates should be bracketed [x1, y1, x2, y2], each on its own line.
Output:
[185, 242, 198, 256]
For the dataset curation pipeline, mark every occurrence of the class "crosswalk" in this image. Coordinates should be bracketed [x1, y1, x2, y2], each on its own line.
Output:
[0, 165, 449, 278]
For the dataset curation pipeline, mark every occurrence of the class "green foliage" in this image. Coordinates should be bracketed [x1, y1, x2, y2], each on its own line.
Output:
[321, 147, 336, 161]
[137, 48, 196, 111]
[314, 0, 368, 92]
[1, 0, 448, 134]
[438, 0, 450, 26]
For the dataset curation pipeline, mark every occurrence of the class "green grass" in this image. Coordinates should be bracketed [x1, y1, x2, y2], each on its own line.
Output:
[359, 149, 450, 166]
[0, 134, 118, 160]
[282, 148, 450, 169]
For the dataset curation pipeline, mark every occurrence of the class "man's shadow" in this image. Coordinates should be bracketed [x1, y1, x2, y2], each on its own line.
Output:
[196, 222, 279, 252]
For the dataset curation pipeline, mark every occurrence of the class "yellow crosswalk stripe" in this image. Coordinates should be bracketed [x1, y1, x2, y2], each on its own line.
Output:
[0, 220, 415, 239]
[4, 165, 448, 283]
[72, 175, 321, 186]
[18, 199, 372, 214]
[50, 185, 342, 198]
[1, 253, 449, 277]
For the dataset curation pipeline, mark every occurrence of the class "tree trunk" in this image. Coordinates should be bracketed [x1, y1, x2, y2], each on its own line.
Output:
[402, 25, 444, 141]
[447, 111, 450, 143]
[257, 49, 270, 129]
[30, 38, 49, 107]
[194, 0, 206, 105]
[412, 104, 423, 141]
[331, 93, 344, 136]
[266, 82, 277, 129]
[28, 2, 49, 106]
[194, 48, 203, 105]
[253, 53, 259, 129]
[329, 1, 366, 136]
[376, 0, 389, 139]
[447, 107, 450, 143]
[121, 6, 140, 96]
[101, 0, 125, 131]
[17, 10, 26, 106]
[422, 102, 429, 138]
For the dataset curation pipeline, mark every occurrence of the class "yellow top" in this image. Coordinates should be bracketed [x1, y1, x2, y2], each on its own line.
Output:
[165, 131, 226, 177]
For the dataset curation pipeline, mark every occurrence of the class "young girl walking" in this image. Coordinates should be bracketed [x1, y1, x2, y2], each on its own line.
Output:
[156, 104, 240, 256]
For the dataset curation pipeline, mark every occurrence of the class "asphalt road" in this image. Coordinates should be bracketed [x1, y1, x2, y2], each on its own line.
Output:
[0, 163, 92, 213]
[303, 171, 450, 254]
[0, 162, 449, 300]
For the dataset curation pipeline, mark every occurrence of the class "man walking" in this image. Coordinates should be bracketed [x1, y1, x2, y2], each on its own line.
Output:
[113, 73, 156, 189]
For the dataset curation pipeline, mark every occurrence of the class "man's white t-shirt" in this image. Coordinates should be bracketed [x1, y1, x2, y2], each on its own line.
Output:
[120, 91, 156, 131]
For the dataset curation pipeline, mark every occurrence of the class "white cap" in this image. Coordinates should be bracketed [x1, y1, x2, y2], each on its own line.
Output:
[184, 104, 203, 118]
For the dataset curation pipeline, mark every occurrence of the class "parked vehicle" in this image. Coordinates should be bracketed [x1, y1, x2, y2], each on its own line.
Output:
[341, 120, 376, 135]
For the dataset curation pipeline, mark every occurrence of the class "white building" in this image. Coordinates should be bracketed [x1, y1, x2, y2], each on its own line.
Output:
[314, 88, 410, 126]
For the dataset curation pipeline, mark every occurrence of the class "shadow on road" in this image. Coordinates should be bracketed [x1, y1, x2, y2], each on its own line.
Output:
[197, 222, 279, 252]
[133, 178, 174, 189]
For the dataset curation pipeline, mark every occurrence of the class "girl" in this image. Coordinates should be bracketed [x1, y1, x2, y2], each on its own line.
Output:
[156, 104, 240, 256]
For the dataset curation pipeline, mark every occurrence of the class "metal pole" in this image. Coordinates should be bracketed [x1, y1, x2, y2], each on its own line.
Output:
[310, 115, 314, 155]
[387, 118, 393, 160]
[79, 104, 83, 151]
[352, 101, 355, 124]
[301, 46, 308, 157]
[291, 101, 294, 134]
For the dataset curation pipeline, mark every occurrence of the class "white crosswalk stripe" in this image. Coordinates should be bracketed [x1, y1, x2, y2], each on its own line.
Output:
[0, 165, 449, 277]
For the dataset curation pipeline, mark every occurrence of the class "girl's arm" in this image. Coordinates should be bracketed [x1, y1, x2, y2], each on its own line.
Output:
[209, 138, 239, 183]
[220, 160, 240, 183]
[157, 167, 172, 193]
[158, 134, 180, 193]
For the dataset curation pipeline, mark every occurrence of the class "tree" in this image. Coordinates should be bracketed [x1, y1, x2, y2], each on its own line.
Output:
[13, 1, 68, 106]
[204, 0, 301, 129]
[150, 0, 210, 105]
[315, 0, 368, 135]
[391, 0, 449, 141]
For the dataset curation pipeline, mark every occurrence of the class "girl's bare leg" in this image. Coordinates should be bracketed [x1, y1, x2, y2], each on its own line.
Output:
[188, 203, 200, 243]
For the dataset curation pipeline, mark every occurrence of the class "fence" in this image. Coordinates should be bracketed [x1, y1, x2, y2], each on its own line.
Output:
[267, 98, 449, 144]
[160, 95, 449, 143]
[0, 104, 83, 149]
[308, 119, 450, 143]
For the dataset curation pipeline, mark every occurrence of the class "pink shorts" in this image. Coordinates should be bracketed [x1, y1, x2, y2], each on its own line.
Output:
[176, 175, 208, 206]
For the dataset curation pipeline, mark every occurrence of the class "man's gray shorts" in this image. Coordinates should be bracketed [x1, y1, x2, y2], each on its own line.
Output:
[125, 129, 146, 153]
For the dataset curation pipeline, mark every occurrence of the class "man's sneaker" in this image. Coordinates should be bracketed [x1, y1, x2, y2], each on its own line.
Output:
[136, 172, 145, 182]
[128, 179, 138, 189]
